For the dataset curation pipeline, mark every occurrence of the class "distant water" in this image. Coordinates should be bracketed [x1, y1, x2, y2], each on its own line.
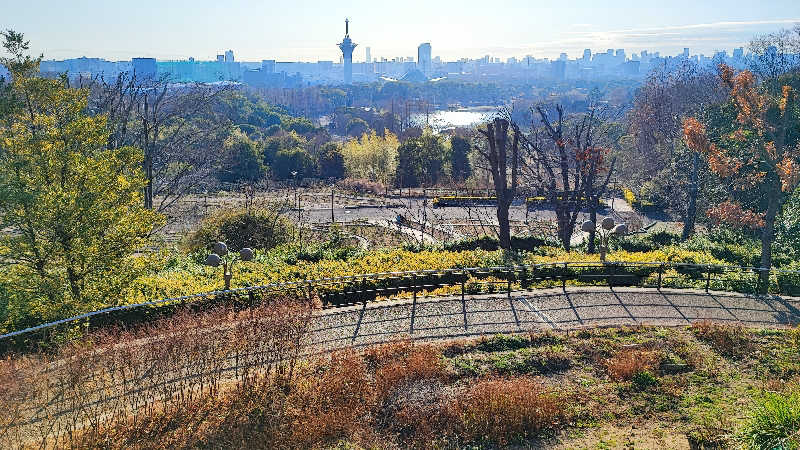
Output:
[411, 108, 496, 131]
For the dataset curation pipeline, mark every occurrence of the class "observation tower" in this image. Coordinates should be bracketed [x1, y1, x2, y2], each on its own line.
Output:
[338, 18, 357, 84]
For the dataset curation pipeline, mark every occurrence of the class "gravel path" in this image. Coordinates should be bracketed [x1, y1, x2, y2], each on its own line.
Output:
[310, 286, 800, 351]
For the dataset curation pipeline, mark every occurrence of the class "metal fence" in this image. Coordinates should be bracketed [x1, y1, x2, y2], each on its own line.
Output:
[1, 261, 798, 352]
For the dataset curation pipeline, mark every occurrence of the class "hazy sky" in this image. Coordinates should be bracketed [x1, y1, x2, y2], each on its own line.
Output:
[4, 0, 800, 62]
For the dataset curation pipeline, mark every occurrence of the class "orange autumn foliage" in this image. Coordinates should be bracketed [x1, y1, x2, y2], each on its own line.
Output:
[682, 64, 800, 230]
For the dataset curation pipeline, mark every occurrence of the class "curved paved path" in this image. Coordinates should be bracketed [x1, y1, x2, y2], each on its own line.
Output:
[310, 287, 800, 351]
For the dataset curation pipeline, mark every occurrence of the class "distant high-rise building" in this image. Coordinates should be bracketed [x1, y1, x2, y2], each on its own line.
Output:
[551, 60, 566, 80]
[418, 42, 432, 75]
[216, 55, 224, 62]
[582, 49, 591, 61]
[733, 47, 744, 59]
[338, 18, 357, 84]
[132, 57, 157, 80]
[366, 46, 371, 63]
[559, 52, 567, 61]
[224, 50, 234, 62]
[615, 49, 625, 60]
[682, 48, 689, 58]
[262, 59, 275, 73]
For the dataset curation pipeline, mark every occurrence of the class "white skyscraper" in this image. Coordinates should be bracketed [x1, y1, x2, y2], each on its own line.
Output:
[366, 46, 371, 63]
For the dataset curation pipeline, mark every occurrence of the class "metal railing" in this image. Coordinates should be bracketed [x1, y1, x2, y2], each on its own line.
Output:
[1, 261, 798, 352]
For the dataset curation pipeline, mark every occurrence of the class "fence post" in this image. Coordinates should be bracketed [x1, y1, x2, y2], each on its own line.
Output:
[412, 273, 417, 303]
[705, 265, 711, 292]
[507, 271, 512, 299]
[562, 263, 568, 290]
[461, 272, 466, 302]
[657, 264, 664, 290]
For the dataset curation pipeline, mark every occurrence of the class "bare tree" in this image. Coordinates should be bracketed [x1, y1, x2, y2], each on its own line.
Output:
[626, 60, 728, 239]
[572, 104, 617, 253]
[476, 117, 520, 250]
[521, 105, 584, 252]
[88, 73, 233, 212]
[748, 24, 800, 80]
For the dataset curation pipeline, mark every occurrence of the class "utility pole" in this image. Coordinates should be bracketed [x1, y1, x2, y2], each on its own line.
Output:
[331, 187, 335, 223]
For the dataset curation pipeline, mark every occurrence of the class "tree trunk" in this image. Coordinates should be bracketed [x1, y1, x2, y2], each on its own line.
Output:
[682, 151, 699, 240]
[758, 193, 780, 293]
[587, 208, 597, 253]
[497, 199, 511, 250]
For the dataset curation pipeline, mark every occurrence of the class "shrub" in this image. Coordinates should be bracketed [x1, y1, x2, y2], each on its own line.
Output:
[182, 207, 294, 253]
[364, 340, 448, 406]
[776, 261, 800, 296]
[740, 389, 800, 450]
[289, 350, 375, 447]
[605, 348, 662, 381]
[476, 334, 531, 352]
[691, 320, 753, 359]
[442, 235, 555, 252]
[453, 377, 565, 445]
[615, 230, 682, 253]
[631, 370, 659, 390]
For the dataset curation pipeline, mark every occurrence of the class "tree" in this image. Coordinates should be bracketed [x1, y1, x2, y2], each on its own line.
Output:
[0, 33, 161, 327]
[88, 72, 233, 212]
[477, 118, 520, 250]
[395, 128, 448, 187]
[450, 135, 472, 182]
[272, 147, 316, 180]
[341, 129, 399, 186]
[683, 65, 800, 289]
[345, 117, 369, 136]
[626, 60, 728, 239]
[216, 131, 265, 183]
[522, 104, 605, 252]
[317, 142, 346, 179]
[572, 105, 616, 254]
[748, 24, 800, 80]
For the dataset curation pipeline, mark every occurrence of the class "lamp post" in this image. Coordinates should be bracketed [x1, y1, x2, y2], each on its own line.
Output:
[205, 242, 254, 290]
[581, 217, 628, 262]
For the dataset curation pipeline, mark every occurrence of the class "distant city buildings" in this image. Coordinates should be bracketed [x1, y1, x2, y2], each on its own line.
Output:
[29, 17, 798, 88]
[131, 57, 156, 80]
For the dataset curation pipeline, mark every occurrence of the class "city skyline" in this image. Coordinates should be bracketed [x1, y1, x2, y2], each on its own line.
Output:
[4, 0, 800, 62]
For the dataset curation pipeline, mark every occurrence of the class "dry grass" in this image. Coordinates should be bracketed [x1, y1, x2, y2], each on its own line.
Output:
[691, 319, 753, 359]
[453, 377, 566, 446]
[605, 348, 663, 381]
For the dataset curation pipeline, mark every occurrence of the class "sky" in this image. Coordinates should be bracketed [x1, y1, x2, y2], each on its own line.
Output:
[3, 0, 800, 62]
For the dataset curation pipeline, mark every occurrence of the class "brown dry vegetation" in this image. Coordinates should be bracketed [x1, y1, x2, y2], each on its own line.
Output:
[2, 317, 800, 449]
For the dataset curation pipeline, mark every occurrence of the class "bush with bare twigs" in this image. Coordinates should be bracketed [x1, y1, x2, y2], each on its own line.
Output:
[0, 296, 315, 450]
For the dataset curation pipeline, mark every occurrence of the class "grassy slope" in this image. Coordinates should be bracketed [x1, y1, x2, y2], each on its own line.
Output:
[77, 323, 800, 449]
